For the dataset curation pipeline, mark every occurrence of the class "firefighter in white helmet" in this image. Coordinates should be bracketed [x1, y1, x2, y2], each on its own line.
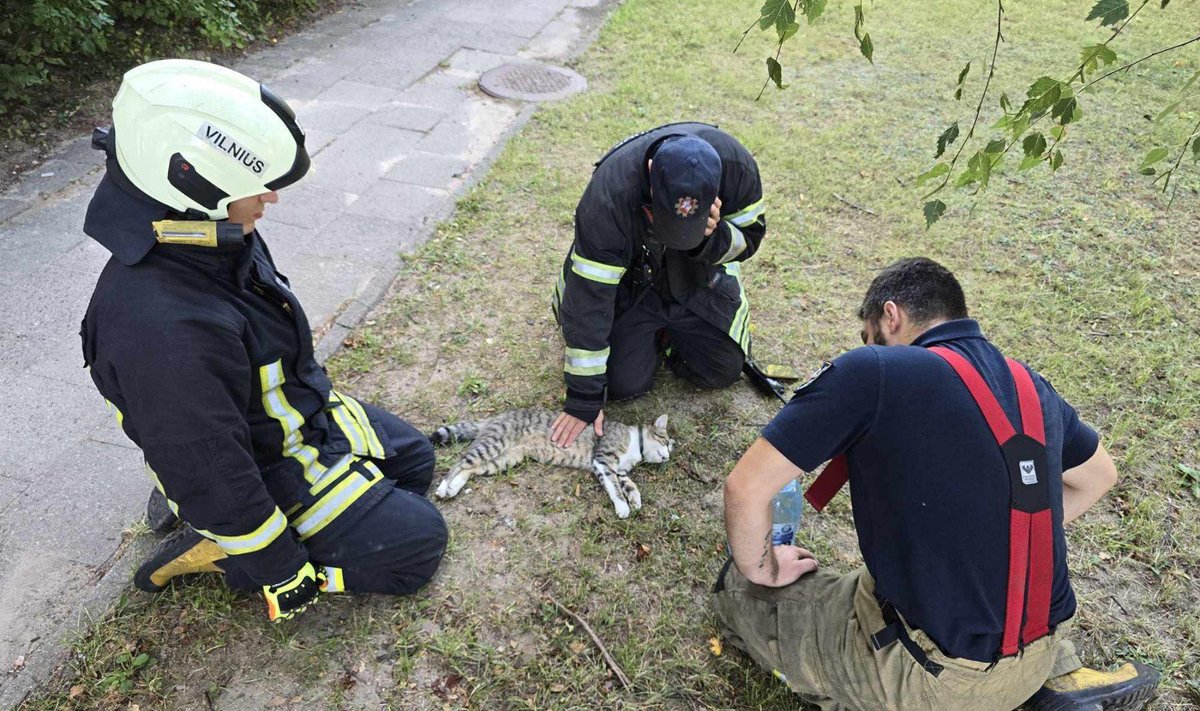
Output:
[81, 59, 447, 622]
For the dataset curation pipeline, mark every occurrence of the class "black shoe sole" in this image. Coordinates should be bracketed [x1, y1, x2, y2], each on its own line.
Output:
[1026, 663, 1160, 711]
[133, 526, 206, 593]
[146, 488, 180, 534]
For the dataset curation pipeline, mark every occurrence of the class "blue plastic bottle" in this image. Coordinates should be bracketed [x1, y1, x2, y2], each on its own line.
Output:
[771, 479, 803, 546]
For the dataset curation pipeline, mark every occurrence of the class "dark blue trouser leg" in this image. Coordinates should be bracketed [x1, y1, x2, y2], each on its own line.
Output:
[222, 405, 447, 595]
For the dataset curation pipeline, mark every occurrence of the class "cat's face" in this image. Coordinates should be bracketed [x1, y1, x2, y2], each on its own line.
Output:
[642, 414, 674, 463]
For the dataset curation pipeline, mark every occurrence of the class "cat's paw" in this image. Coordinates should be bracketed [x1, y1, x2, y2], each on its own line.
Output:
[626, 486, 642, 511]
[435, 473, 469, 499]
[613, 498, 631, 519]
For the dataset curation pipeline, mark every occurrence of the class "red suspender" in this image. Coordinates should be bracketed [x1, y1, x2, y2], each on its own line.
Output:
[803, 454, 848, 512]
[929, 346, 1052, 656]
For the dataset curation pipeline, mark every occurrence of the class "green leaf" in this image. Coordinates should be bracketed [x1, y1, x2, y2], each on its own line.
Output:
[1050, 125, 1066, 141]
[1161, 0, 1171, 7]
[999, 92, 1011, 112]
[1085, 0, 1129, 26]
[1079, 44, 1118, 77]
[1192, 137, 1200, 160]
[766, 57, 787, 89]
[1178, 462, 1200, 480]
[915, 162, 950, 187]
[935, 122, 960, 158]
[132, 653, 150, 669]
[985, 138, 1007, 154]
[780, 21, 801, 42]
[1019, 154, 1044, 170]
[954, 62, 971, 101]
[1009, 114, 1031, 139]
[1052, 97, 1080, 125]
[854, 4, 865, 40]
[1023, 132, 1048, 157]
[759, 0, 793, 31]
[802, 0, 827, 24]
[1140, 146, 1169, 170]
[859, 32, 874, 63]
[1023, 76, 1063, 115]
[923, 200, 947, 228]
[1050, 150, 1064, 171]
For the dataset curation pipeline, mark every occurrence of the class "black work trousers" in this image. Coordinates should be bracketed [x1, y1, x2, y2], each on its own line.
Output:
[223, 403, 448, 595]
[608, 289, 744, 400]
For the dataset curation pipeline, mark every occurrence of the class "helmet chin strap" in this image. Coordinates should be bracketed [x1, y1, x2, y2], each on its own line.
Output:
[152, 219, 245, 249]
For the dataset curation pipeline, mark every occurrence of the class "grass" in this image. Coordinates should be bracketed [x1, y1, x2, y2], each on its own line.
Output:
[21, 0, 1200, 708]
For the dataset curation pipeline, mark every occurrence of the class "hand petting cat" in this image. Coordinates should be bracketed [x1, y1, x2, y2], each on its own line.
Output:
[550, 410, 604, 448]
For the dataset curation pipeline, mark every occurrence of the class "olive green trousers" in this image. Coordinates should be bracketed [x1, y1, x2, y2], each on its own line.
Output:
[712, 563, 1083, 711]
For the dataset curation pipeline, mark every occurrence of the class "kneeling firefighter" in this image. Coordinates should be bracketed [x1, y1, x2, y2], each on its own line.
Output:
[81, 59, 447, 621]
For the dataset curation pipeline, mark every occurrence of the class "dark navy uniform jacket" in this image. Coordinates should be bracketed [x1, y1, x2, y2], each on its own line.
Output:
[552, 123, 766, 422]
[762, 320, 1100, 662]
[80, 151, 394, 586]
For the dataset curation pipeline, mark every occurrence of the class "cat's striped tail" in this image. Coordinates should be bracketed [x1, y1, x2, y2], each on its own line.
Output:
[428, 421, 482, 445]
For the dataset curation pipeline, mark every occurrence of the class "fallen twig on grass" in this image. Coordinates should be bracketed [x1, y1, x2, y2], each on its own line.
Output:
[544, 593, 632, 691]
[832, 193, 878, 216]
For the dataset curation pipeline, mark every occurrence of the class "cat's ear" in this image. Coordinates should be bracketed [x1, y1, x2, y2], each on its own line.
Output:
[653, 414, 668, 432]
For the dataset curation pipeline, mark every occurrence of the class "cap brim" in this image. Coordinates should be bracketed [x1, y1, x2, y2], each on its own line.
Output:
[651, 203, 707, 251]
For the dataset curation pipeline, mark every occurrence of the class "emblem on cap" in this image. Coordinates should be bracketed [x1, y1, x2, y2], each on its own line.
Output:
[675, 196, 699, 217]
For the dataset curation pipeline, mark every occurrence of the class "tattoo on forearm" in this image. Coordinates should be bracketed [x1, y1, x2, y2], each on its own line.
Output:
[756, 529, 778, 581]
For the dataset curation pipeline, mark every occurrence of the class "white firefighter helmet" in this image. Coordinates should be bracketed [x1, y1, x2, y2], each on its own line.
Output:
[110, 58, 310, 219]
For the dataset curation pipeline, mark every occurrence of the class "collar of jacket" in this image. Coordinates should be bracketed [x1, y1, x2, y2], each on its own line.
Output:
[911, 318, 986, 347]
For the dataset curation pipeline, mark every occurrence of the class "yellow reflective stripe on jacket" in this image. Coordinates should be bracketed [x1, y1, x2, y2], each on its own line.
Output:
[718, 222, 748, 263]
[726, 198, 764, 227]
[724, 262, 751, 352]
[328, 394, 369, 456]
[309, 453, 355, 495]
[260, 360, 326, 483]
[207, 507, 289, 555]
[551, 271, 566, 317]
[564, 346, 610, 376]
[104, 399, 125, 429]
[292, 461, 384, 541]
[144, 463, 180, 517]
[338, 393, 386, 458]
[569, 249, 625, 285]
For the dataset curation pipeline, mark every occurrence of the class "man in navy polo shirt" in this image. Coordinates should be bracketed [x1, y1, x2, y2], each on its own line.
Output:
[713, 258, 1159, 710]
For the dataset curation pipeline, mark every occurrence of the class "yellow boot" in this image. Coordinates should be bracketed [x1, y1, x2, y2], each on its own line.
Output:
[134, 526, 227, 592]
[1026, 662, 1160, 711]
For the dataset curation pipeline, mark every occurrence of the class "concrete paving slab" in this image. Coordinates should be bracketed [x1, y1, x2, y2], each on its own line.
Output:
[0, 442, 144, 567]
[0, 374, 113, 481]
[0, 476, 32, 518]
[0, 548, 95, 676]
[289, 99, 371, 135]
[522, 8, 587, 60]
[446, 48, 518, 75]
[307, 122, 424, 194]
[353, 52, 447, 92]
[417, 98, 522, 162]
[384, 151, 471, 189]
[278, 212, 425, 266]
[367, 102, 446, 132]
[260, 182, 359, 232]
[344, 180, 450, 224]
[0, 204, 90, 289]
[0, 197, 29, 223]
[312, 79, 399, 112]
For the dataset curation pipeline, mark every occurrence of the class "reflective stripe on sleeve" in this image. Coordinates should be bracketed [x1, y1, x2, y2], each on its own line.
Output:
[209, 508, 288, 555]
[725, 198, 764, 227]
[292, 461, 384, 541]
[322, 566, 346, 593]
[564, 346, 610, 376]
[569, 249, 625, 285]
[552, 271, 566, 317]
[718, 222, 748, 263]
[724, 262, 751, 353]
[260, 360, 326, 484]
[340, 395, 386, 458]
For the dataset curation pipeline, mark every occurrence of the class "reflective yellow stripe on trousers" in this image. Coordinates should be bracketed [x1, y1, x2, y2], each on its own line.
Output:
[145, 463, 288, 555]
[724, 262, 751, 352]
[291, 460, 384, 541]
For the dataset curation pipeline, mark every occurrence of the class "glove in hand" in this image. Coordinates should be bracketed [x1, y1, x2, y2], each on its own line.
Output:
[262, 561, 324, 622]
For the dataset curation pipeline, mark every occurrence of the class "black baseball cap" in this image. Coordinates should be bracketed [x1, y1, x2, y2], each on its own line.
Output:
[649, 135, 721, 251]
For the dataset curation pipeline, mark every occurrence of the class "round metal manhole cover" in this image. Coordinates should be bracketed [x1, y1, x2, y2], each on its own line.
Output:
[478, 62, 587, 102]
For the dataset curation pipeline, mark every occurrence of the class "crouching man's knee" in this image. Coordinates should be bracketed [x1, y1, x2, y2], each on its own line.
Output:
[387, 500, 448, 595]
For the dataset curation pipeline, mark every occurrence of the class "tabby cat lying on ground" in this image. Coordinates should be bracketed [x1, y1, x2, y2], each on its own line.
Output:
[429, 409, 674, 519]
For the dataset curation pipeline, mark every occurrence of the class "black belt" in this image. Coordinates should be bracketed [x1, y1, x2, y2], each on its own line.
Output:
[871, 600, 944, 678]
